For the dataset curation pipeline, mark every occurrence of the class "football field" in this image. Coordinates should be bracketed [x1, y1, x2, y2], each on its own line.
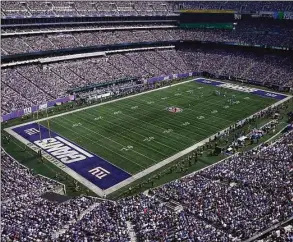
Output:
[41, 81, 274, 173]
[6, 78, 289, 196]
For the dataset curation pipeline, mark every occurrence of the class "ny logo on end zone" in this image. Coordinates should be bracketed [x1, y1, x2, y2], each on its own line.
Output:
[12, 123, 131, 190]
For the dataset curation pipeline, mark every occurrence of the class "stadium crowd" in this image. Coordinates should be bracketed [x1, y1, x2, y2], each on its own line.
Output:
[2, 23, 293, 56]
[1, 1, 175, 17]
[58, 201, 131, 242]
[2, 48, 292, 115]
[1, 1, 292, 241]
[1, 151, 101, 241]
[1, 128, 292, 241]
[1, 151, 58, 202]
[177, 1, 293, 12]
[1, 1, 293, 18]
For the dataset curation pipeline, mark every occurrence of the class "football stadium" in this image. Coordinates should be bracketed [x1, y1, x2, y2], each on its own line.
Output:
[1, 1, 293, 241]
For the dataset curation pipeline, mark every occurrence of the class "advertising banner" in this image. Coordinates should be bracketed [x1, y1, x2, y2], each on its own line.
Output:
[1, 95, 75, 122]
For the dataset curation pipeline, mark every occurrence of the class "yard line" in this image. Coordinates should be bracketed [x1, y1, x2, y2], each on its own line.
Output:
[137, 93, 236, 126]
[123, 101, 219, 132]
[138, 84, 243, 118]
[123, 95, 228, 129]
[115, 125, 191, 148]
[69, 111, 175, 157]
[84, 104, 192, 144]
[147, 85, 254, 116]
[81, 110, 181, 153]
[49, 118, 146, 170]
[134, 96, 240, 130]
[58, 115, 160, 165]
[94, 104, 196, 143]
[107, 100, 209, 139]
[85, 105, 193, 145]
[174, 89, 263, 118]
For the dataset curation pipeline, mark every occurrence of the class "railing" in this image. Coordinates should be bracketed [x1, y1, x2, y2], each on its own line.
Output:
[244, 216, 293, 242]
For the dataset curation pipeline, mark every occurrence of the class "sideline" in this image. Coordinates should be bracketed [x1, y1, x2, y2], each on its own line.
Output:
[7, 78, 196, 129]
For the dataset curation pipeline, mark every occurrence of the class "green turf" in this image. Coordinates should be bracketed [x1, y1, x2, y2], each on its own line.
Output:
[38, 81, 276, 175]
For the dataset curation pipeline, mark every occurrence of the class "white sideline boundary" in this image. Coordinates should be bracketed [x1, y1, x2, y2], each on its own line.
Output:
[7, 78, 195, 129]
[4, 78, 292, 197]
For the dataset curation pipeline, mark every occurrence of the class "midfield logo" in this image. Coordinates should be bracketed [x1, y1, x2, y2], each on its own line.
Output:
[166, 106, 183, 113]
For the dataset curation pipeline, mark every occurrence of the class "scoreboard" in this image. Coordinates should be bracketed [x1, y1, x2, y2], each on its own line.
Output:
[180, 10, 236, 22]
[179, 23, 234, 29]
[179, 10, 237, 29]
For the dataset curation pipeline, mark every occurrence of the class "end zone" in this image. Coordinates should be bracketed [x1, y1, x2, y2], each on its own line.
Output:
[6, 123, 131, 197]
[195, 78, 289, 100]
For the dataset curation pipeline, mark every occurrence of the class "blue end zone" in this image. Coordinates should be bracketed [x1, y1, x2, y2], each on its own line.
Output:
[195, 78, 288, 100]
[12, 123, 131, 190]
[250, 90, 288, 100]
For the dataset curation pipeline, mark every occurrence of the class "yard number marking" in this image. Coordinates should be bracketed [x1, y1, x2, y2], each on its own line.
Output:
[163, 129, 173, 134]
[94, 116, 103, 120]
[143, 136, 155, 142]
[72, 123, 82, 127]
[121, 145, 133, 151]
[182, 122, 190, 126]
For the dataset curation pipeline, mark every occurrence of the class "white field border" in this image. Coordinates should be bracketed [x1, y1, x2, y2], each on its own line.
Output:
[4, 78, 292, 197]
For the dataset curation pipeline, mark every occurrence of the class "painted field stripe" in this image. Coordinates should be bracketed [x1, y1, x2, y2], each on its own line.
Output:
[55, 136, 94, 158]
[52, 118, 147, 169]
